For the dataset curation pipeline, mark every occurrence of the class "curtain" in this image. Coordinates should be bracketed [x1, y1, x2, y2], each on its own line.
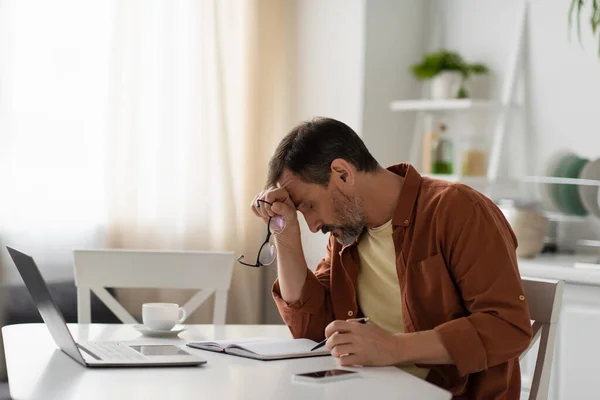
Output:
[104, 0, 294, 324]
[0, 0, 117, 379]
[0, 1, 292, 378]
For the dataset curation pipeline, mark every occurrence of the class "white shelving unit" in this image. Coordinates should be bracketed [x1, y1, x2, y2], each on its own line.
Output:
[389, 1, 600, 200]
[387, 5, 600, 398]
[422, 175, 600, 187]
[390, 0, 530, 187]
[389, 99, 507, 112]
[522, 176, 600, 187]
[423, 174, 490, 185]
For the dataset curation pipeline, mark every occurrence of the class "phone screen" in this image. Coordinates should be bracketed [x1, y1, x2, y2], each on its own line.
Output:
[296, 369, 357, 379]
[129, 345, 191, 356]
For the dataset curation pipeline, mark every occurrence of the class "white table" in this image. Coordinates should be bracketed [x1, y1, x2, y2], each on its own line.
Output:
[2, 324, 451, 400]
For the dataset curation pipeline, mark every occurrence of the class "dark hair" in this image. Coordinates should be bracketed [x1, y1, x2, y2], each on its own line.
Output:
[266, 117, 379, 188]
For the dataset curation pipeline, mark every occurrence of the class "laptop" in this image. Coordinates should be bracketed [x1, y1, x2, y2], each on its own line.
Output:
[6, 246, 207, 367]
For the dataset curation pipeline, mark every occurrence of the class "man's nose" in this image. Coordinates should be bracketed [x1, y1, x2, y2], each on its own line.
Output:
[304, 215, 320, 233]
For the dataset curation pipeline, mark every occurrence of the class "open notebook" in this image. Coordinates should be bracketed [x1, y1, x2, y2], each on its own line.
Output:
[186, 337, 330, 361]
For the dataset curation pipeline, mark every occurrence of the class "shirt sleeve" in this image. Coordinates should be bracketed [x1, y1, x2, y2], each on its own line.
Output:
[434, 197, 533, 377]
[271, 235, 336, 342]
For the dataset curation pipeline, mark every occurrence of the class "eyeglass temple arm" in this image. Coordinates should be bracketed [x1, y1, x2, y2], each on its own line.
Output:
[237, 255, 261, 268]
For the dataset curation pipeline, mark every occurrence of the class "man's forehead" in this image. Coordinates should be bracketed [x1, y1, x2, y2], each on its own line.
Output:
[278, 171, 305, 207]
[278, 170, 300, 189]
[278, 169, 294, 184]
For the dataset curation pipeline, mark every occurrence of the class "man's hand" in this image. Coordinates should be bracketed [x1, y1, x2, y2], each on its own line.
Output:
[251, 186, 307, 303]
[251, 187, 296, 223]
[325, 320, 455, 367]
[251, 187, 299, 243]
[324, 319, 403, 367]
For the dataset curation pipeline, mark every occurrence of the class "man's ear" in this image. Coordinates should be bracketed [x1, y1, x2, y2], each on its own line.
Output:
[330, 159, 356, 186]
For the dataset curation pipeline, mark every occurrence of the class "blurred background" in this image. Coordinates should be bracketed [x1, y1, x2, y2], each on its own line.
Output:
[0, 0, 599, 398]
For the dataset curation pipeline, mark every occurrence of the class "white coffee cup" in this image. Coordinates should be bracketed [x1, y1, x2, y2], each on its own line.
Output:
[142, 303, 187, 331]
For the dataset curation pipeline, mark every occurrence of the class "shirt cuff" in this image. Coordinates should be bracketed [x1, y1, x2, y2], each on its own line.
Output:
[272, 269, 326, 326]
[434, 317, 488, 376]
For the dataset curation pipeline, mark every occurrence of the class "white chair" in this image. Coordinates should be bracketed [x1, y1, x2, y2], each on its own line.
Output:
[73, 249, 235, 325]
[519, 277, 565, 400]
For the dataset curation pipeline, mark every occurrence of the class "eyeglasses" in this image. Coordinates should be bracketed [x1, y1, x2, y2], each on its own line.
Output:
[238, 200, 286, 267]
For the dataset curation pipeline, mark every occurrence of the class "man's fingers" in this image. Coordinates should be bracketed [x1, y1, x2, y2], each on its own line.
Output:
[337, 354, 363, 367]
[329, 343, 355, 358]
[261, 202, 275, 217]
[250, 187, 300, 232]
[251, 192, 269, 219]
[250, 194, 261, 217]
[271, 202, 296, 222]
[263, 187, 290, 205]
[346, 318, 368, 323]
[325, 332, 352, 350]
[325, 320, 356, 339]
[252, 187, 293, 220]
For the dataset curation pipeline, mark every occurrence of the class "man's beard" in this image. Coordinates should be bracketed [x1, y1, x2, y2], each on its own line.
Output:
[320, 188, 366, 246]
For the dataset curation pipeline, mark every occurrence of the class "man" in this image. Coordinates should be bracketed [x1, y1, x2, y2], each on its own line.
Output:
[251, 117, 532, 399]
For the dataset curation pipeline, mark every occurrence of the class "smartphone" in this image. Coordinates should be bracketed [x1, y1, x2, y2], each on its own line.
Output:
[292, 369, 359, 383]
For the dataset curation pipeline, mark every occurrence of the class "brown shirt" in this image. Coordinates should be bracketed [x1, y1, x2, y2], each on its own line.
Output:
[272, 163, 533, 399]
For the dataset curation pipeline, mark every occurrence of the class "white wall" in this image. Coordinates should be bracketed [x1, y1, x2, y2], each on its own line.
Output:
[442, 0, 600, 172]
[441, 0, 600, 246]
[362, 0, 429, 168]
[264, 0, 367, 323]
[291, 0, 366, 134]
[290, 0, 367, 271]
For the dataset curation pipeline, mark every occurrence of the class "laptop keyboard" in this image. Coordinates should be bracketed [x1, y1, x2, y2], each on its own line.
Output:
[82, 342, 147, 361]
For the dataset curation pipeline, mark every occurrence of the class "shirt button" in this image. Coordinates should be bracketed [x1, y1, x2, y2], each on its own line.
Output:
[347, 310, 354, 317]
[519, 295, 525, 301]
[404, 219, 409, 225]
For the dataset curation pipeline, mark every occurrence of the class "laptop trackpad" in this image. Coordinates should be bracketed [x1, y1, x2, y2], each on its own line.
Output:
[129, 345, 193, 357]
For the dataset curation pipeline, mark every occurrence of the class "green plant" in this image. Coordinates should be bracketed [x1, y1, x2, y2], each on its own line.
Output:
[569, 0, 600, 55]
[411, 50, 489, 98]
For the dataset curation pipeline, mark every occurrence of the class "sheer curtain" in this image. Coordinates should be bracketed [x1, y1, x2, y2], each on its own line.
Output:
[0, 0, 292, 378]
[0, 1, 112, 282]
[104, 0, 294, 324]
[0, 0, 292, 324]
[0, 0, 118, 380]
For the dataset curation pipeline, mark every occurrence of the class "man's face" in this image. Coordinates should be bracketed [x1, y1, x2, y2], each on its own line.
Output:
[279, 169, 367, 245]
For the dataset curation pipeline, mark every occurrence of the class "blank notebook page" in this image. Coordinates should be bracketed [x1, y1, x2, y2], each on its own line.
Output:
[207, 338, 286, 347]
[235, 339, 322, 356]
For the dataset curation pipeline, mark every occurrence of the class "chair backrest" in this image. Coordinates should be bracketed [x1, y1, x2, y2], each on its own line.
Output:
[73, 249, 235, 325]
[519, 277, 565, 400]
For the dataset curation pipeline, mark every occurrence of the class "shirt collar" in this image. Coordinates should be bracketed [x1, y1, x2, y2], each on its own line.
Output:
[388, 163, 421, 228]
[338, 163, 421, 254]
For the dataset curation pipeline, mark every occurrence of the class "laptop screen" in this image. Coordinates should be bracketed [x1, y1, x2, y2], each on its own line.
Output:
[6, 247, 86, 366]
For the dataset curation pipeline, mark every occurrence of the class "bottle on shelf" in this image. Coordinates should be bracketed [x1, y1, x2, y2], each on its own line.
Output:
[431, 123, 454, 175]
[421, 128, 433, 174]
[462, 136, 487, 176]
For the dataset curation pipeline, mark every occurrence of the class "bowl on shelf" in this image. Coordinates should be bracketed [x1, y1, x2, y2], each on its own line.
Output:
[497, 199, 549, 258]
[544, 151, 589, 216]
[555, 155, 589, 216]
[578, 158, 600, 218]
[541, 150, 573, 212]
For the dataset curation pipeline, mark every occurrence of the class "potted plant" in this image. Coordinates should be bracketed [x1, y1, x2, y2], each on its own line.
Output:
[411, 49, 489, 99]
[569, 0, 600, 55]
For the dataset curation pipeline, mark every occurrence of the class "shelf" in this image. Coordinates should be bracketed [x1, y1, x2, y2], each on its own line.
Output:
[542, 212, 588, 222]
[389, 99, 508, 112]
[519, 253, 600, 269]
[518, 253, 600, 286]
[424, 175, 600, 187]
[423, 174, 490, 184]
[522, 176, 600, 187]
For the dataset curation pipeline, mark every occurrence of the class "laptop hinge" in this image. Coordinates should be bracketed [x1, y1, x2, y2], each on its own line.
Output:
[77, 344, 101, 360]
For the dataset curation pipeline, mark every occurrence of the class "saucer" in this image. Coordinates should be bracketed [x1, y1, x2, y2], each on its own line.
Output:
[133, 324, 187, 338]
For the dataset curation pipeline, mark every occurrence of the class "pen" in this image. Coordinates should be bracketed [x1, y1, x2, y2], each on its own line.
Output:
[310, 317, 369, 351]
